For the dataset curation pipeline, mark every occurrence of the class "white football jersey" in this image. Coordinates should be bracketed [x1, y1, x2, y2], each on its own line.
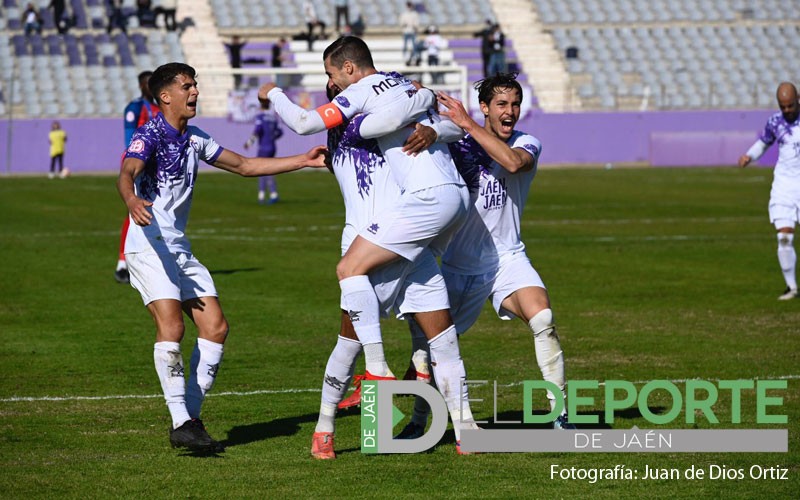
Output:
[442, 130, 542, 275]
[758, 112, 800, 204]
[329, 113, 400, 254]
[124, 113, 223, 254]
[333, 73, 464, 193]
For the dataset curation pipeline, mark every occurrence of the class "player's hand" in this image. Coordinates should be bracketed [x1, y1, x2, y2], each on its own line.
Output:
[436, 91, 471, 129]
[127, 198, 154, 226]
[304, 145, 329, 168]
[402, 123, 437, 155]
[738, 155, 751, 168]
[258, 83, 278, 104]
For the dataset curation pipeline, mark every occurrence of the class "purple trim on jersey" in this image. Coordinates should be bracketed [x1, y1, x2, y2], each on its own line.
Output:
[448, 135, 493, 194]
[125, 114, 220, 200]
[335, 96, 351, 108]
[334, 113, 384, 199]
[520, 142, 540, 159]
[760, 112, 798, 147]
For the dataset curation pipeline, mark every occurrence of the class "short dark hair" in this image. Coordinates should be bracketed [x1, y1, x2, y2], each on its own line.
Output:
[322, 36, 374, 69]
[149, 63, 196, 104]
[474, 72, 523, 105]
[137, 70, 153, 87]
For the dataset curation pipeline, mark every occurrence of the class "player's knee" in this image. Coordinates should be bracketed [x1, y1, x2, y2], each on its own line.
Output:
[336, 259, 355, 280]
[529, 308, 555, 337]
[157, 319, 185, 342]
[204, 318, 229, 343]
[777, 232, 794, 247]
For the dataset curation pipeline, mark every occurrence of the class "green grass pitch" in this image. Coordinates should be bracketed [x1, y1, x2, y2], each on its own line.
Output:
[0, 167, 797, 498]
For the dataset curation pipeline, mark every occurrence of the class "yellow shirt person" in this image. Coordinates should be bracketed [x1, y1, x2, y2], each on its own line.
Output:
[48, 121, 67, 178]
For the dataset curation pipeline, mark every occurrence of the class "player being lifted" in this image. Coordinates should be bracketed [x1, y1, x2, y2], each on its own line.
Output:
[262, 36, 479, 451]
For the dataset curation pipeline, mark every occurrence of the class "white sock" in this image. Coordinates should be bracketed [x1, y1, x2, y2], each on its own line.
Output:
[116, 259, 127, 271]
[529, 308, 567, 414]
[777, 233, 797, 290]
[154, 341, 191, 429]
[316, 336, 362, 433]
[186, 338, 224, 419]
[340, 275, 391, 376]
[428, 326, 477, 442]
[408, 319, 432, 426]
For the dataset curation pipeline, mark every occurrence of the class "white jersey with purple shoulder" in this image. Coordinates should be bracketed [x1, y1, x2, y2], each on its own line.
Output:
[747, 111, 800, 204]
[330, 112, 400, 255]
[329, 73, 464, 193]
[442, 130, 542, 275]
[123, 113, 224, 254]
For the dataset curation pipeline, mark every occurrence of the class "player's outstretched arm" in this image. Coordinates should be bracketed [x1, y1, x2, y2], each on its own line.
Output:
[740, 139, 769, 168]
[260, 83, 330, 135]
[437, 91, 534, 173]
[117, 157, 153, 226]
[212, 146, 329, 177]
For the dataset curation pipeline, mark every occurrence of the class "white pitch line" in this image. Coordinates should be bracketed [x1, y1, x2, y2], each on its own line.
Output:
[2, 375, 796, 403]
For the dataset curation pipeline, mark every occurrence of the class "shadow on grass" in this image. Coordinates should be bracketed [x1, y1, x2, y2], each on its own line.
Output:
[209, 267, 262, 275]
[221, 411, 320, 449]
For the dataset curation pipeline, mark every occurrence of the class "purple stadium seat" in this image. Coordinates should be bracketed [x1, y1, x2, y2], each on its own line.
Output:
[66, 45, 82, 65]
[131, 33, 148, 55]
[7, 18, 22, 30]
[3, 0, 17, 7]
[95, 33, 111, 45]
[102, 55, 117, 67]
[47, 34, 63, 56]
[12, 35, 28, 57]
[40, 9, 55, 30]
[71, 0, 89, 29]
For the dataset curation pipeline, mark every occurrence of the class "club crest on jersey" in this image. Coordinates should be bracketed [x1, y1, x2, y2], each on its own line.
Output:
[367, 223, 380, 234]
[128, 138, 145, 153]
[335, 96, 351, 108]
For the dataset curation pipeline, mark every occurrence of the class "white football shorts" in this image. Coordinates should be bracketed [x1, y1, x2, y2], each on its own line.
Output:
[444, 253, 546, 335]
[126, 248, 218, 306]
[359, 183, 469, 261]
[768, 201, 800, 230]
[341, 248, 450, 319]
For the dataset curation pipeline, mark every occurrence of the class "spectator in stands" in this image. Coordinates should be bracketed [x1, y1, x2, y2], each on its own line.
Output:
[244, 98, 284, 205]
[22, 3, 43, 36]
[487, 23, 506, 76]
[473, 19, 493, 77]
[350, 14, 365, 36]
[400, 1, 420, 61]
[424, 25, 446, 84]
[272, 37, 289, 88]
[225, 35, 247, 89]
[738, 82, 800, 301]
[334, 0, 350, 35]
[303, 1, 327, 52]
[160, 0, 177, 32]
[48, 121, 67, 179]
[106, 0, 128, 35]
[136, 0, 156, 28]
[48, 0, 68, 34]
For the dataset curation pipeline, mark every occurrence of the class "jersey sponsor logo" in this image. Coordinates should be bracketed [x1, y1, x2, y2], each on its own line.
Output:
[347, 309, 362, 322]
[371, 76, 406, 96]
[481, 177, 507, 210]
[520, 143, 539, 158]
[367, 223, 380, 234]
[335, 96, 351, 108]
[128, 138, 145, 153]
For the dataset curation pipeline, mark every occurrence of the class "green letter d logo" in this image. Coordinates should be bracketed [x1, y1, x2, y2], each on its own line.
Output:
[361, 380, 449, 454]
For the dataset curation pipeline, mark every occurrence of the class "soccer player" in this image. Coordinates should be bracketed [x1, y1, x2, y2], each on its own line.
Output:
[265, 37, 482, 451]
[312, 82, 465, 459]
[739, 82, 800, 300]
[396, 73, 577, 436]
[116, 70, 160, 284]
[117, 62, 327, 453]
[244, 97, 283, 204]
